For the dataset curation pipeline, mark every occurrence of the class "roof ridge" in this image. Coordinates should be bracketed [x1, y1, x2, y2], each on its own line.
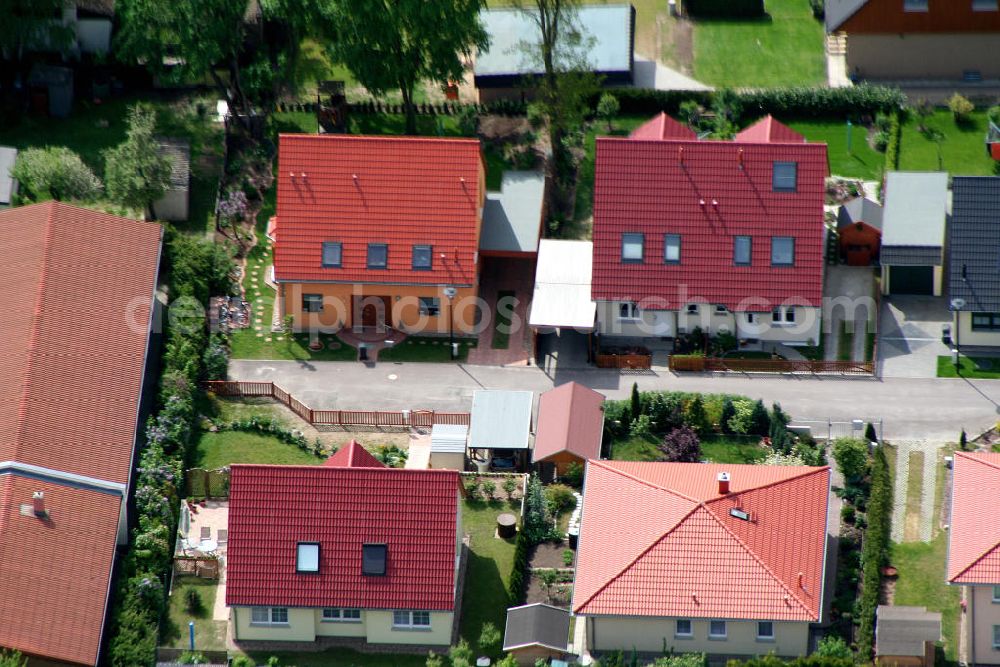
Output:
[703, 465, 831, 505]
[588, 460, 701, 503]
[949, 541, 1000, 583]
[279, 133, 481, 145]
[702, 499, 817, 619]
[954, 450, 1000, 473]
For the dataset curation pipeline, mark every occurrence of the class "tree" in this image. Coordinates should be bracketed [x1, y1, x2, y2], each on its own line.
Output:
[684, 395, 709, 436]
[659, 426, 701, 463]
[630, 382, 642, 421]
[960, 428, 968, 451]
[10, 147, 103, 203]
[328, 0, 489, 135]
[749, 399, 771, 437]
[948, 92, 974, 123]
[104, 104, 172, 219]
[481, 479, 497, 500]
[814, 635, 852, 659]
[865, 422, 878, 443]
[0, 0, 72, 73]
[719, 398, 736, 435]
[597, 92, 620, 132]
[523, 474, 554, 544]
[478, 621, 501, 655]
[502, 476, 519, 498]
[0, 649, 27, 667]
[450, 639, 474, 667]
[832, 437, 869, 483]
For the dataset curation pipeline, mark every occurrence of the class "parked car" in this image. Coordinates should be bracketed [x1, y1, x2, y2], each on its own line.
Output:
[490, 450, 517, 471]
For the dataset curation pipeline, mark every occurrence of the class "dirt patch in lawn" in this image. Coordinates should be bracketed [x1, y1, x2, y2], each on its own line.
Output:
[529, 541, 575, 569]
[526, 569, 574, 608]
[671, 18, 695, 74]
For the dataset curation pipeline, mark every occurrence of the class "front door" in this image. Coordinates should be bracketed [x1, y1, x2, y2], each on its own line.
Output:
[353, 296, 392, 329]
[362, 302, 378, 327]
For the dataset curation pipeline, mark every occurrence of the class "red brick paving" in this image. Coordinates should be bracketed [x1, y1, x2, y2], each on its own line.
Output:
[467, 257, 536, 366]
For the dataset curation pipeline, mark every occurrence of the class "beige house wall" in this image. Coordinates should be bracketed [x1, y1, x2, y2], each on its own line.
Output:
[677, 304, 736, 337]
[364, 610, 454, 645]
[232, 607, 453, 645]
[595, 301, 675, 337]
[429, 451, 466, 470]
[969, 584, 1000, 665]
[232, 607, 316, 642]
[315, 612, 368, 638]
[847, 33, 1000, 80]
[953, 312, 1000, 348]
[735, 307, 822, 345]
[586, 616, 810, 657]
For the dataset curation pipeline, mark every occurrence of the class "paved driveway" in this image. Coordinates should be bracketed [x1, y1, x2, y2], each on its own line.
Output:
[878, 295, 952, 378]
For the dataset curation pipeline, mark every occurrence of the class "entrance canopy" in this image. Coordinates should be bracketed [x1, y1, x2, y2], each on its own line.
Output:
[529, 240, 596, 330]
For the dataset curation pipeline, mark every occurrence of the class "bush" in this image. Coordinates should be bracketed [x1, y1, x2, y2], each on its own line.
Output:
[948, 92, 975, 122]
[884, 111, 902, 171]
[563, 549, 574, 566]
[508, 529, 530, 604]
[502, 476, 519, 498]
[11, 146, 103, 202]
[202, 335, 230, 381]
[840, 504, 856, 524]
[748, 399, 770, 437]
[457, 105, 478, 136]
[523, 474, 556, 544]
[184, 587, 203, 614]
[451, 641, 474, 667]
[597, 92, 620, 131]
[178, 653, 208, 665]
[832, 438, 869, 483]
[727, 398, 755, 434]
[809, 0, 824, 18]
[659, 426, 702, 462]
[989, 105, 1000, 127]
[546, 484, 576, 514]
[683, 395, 710, 436]
[478, 621, 501, 655]
[562, 461, 584, 487]
[815, 635, 852, 659]
[629, 413, 653, 438]
[0, 649, 27, 667]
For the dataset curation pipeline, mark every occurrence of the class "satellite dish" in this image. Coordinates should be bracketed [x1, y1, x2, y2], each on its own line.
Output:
[950, 298, 967, 310]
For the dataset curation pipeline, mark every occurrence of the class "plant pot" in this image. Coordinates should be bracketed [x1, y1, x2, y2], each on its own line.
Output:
[881, 566, 898, 578]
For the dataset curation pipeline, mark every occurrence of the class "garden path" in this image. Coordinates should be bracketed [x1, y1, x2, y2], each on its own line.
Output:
[890, 440, 942, 543]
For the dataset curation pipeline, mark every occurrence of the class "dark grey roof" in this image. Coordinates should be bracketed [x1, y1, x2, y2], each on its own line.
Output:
[825, 0, 867, 31]
[503, 603, 570, 652]
[876, 605, 941, 657]
[481, 171, 545, 254]
[948, 177, 1000, 312]
[881, 245, 942, 266]
[156, 138, 191, 191]
[838, 196, 883, 231]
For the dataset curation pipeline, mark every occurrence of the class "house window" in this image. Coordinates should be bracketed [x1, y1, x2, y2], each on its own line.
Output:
[321, 242, 342, 267]
[296, 542, 320, 573]
[367, 243, 388, 269]
[771, 237, 795, 266]
[618, 302, 640, 321]
[904, 0, 929, 10]
[251, 607, 289, 625]
[322, 608, 362, 622]
[715, 305, 728, 315]
[993, 586, 1000, 603]
[664, 234, 681, 264]
[303, 294, 323, 313]
[622, 233, 644, 263]
[974, 0, 998, 9]
[709, 620, 727, 639]
[362, 543, 388, 576]
[734, 236, 752, 266]
[675, 619, 693, 638]
[993, 625, 1000, 649]
[412, 245, 432, 270]
[747, 312, 756, 324]
[972, 313, 1000, 331]
[393, 610, 431, 629]
[419, 297, 440, 317]
[772, 162, 797, 192]
[687, 304, 699, 314]
[772, 307, 796, 324]
[757, 621, 775, 640]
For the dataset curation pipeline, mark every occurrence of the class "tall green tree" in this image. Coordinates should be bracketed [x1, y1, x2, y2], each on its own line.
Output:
[327, 0, 489, 135]
[104, 104, 172, 219]
[0, 0, 73, 69]
[11, 147, 103, 203]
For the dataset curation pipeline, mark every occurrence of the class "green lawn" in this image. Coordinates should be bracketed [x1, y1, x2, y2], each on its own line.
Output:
[377, 336, 475, 362]
[193, 431, 323, 469]
[788, 119, 885, 180]
[459, 499, 518, 655]
[899, 110, 996, 176]
[611, 434, 765, 463]
[349, 113, 463, 137]
[492, 290, 515, 349]
[691, 0, 825, 87]
[161, 576, 227, 651]
[244, 648, 427, 667]
[937, 355, 1000, 378]
[891, 535, 961, 661]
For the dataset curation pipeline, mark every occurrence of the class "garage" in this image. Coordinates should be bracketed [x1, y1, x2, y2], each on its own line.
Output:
[889, 266, 934, 295]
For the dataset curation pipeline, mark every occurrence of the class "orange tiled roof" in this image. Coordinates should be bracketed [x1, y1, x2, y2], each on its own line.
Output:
[735, 115, 807, 144]
[532, 382, 605, 463]
[323, 440, 385, 468]
[629, 112, 697, 141]
[572, 460, 830, 621]
[948, 452, 1000, 583]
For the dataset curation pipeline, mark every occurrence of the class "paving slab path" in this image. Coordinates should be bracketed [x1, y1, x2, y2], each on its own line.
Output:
[890, 439, 942, 543]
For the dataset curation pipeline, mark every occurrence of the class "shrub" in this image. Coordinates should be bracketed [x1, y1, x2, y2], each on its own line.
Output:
[523, 474, 556, 544]
[481, 480, 497, 500]
[629, 413, 653, 438]
[232, 658, 255, 667]
[496, 655, 519, 667]
[426, 652, 444, 667]
[562, 461, 584, 487]
[749, 399, 770, 437]
[597, 92, 620, 132]
[865, 422, 878, 443]
[451, 641, 475, 667]
[762, 450, 805, 466]
[960, 428, 968, 451]
[857, 444, 891, 658]
[833, 438, 869, 483]
[502, 476, 518, 498]
[884, 110, 902, 172]
[508, 529, 530, 603]
[546, 484, 576, 514]
[0, 649, 27, 667]
[809, 0, 824, 18]
[659, 426, 702, 462]
[202, 335, 230, 381]
[815, 635, 852, 659]
[478, 621, 502, 655]
[719, 398, 736, 435]
[372, 444, 407, 468]
[184, 587, 203, 614]
[727, 398, 755, 434]
[840, 504, 856, 524]
[794, 439, 827, 467]
[948, 92, 975, 122]
[457, 105, 478, 136]
[563, 549, 574, 566]
[989, 105, 1000, 127]
[683, 395, 710, 436]
[647, 392, 684, 435]
[653, 655, 707, 667]
[178, 653, 208, 665]
[630, 382, 642, 419]
[466, 479, 481, 500]
[11, 146, 103, 202]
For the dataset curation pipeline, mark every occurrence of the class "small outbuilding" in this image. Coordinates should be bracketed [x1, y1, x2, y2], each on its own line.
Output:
[429, 424, 468, 471]
[0, 147, 18, 208]
[533, 382, 605, 479]
[152, 137, 191, 222]
[480, 171, 546, 258]
[28, 64, 74, 118]
[880, 172, 948, 296]
[502, 603, 571, 666]
[470, 390, 534, 470]
[875, 605, 941, 667]
[837, 196, 883, 266]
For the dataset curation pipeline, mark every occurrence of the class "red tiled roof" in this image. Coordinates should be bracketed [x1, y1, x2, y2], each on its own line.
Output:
[629, 112, 697, 141]
[0, 475, 122, 666]
[0, 202, 162, 484]
[572, 461, 829, 621]
[226, 464, 462, 610]
[532, 382, 605, 463]
[273, 134, 484, 286]
[948, 452, 1000, 583]
[591, 116, 827, 311]
[324, 440, 385, 468]
[735, 115, 807, 144]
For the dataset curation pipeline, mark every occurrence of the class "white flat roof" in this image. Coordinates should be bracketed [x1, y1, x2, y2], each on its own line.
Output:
[529, 239, 596, 330]
[431, 424, 468, 453]
[470, 390, 533, 450]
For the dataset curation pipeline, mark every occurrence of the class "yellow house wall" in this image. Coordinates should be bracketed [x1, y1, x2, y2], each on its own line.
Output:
[429, 451, 466, 470]
[595, 301, 675, 337]
[363, 610, 454, 646]
[587, 617, 810, 657]
[969, 585, 1000, 665]
[847, 33, 1000, 80]
[232, 607, 316, 642]
[952, 312, 1000, 348]
[314, 610, 368, 638]
[678, 304, 736, 337]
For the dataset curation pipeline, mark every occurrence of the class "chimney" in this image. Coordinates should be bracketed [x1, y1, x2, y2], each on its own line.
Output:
[679, 146, 685, 165]
[32, 491, 46, 518]
[711, 199, 719, 210]
[717, 471, 730, 495]
[737, 147, 744, 169]
[798, 572, 805, 589]
[699, 198, 706, 208]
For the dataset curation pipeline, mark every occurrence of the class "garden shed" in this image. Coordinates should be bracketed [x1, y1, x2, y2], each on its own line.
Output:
[502, 603, 571, 666]
[480, 170, 546, 258]
[429, 424, 468, 470]
[28, 64, 73, 118]
[151, 137, 190, 222]
[532, 382, 605, 479]
[837, 196, 883, 266]
[875, 605, 940, 667]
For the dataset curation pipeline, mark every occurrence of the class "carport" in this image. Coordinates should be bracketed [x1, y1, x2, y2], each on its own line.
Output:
[529, 240, 596, 365]
[469, 390, 533, 471]
[879, 172, 947, 296]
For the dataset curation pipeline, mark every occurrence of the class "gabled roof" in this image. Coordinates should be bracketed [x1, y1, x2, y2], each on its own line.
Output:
[572, 461, 829, 621]
[876, 605, 941, 657]
[591, 115, 828, 311]
[156, 137, 190, 191]
[532, 382, 605, 463]
[273, 134, 483, 286]
[838, 196, 884, 231]
[735, 115, 806, 144]
[881, 172, 947, 264]
[481, 170, 545, 254]
[323, 440, 384, 468]
[948, 177, 1000, 312]
[947, 452, 1000, 583]
[226, 464, 462, 610]
[503, 603, 571, 652]
[825, 0, 867, 31]
[0, 201, 161, 485]
[0, 475, 122, 666]
[629, 113, 696, 141]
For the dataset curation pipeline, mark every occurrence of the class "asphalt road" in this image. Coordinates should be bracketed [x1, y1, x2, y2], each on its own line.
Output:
[229, 360, 1000, 442]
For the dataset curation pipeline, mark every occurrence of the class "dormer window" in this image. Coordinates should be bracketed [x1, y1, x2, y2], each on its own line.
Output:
[296, 542, 320, 573]
[367, 243, 388, 269]
[772, 162, 797, 192]
[322, 242, 342, 268]
[412, 245, 432, 270]
[904, 0, 928, 10]
[362, 543, 387, 576]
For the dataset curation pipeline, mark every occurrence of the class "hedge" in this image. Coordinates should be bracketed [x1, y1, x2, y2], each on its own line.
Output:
[684, 0, 764, 18]
[507, 529, 531, 605]
[884, 110, 902, 173]
[856, 444, 892, 658]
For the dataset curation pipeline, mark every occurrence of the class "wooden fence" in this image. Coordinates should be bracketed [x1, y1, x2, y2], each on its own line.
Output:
[595, 353, 652, 369]
[668, 356, 874, 375]
[203, 381, 471, 428]
[173, 555, 220, 579]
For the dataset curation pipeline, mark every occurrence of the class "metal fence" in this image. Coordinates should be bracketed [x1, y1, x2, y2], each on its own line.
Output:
[787, 418, 884, 442]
